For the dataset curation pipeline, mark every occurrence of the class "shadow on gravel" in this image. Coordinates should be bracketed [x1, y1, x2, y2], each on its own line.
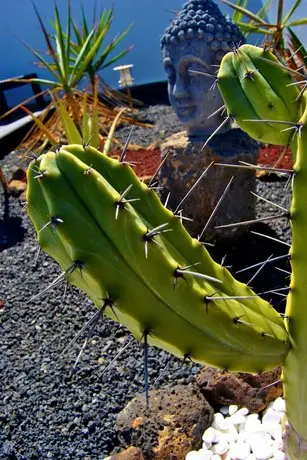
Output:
[0, 193, 26, 251]
[208, 222, 290, 314]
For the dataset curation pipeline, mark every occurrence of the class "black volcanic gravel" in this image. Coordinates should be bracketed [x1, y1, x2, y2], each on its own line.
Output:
[0, 106, 291, 459]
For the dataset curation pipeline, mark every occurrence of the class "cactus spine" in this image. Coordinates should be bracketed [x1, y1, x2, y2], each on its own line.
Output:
[218, 44, 307, 459]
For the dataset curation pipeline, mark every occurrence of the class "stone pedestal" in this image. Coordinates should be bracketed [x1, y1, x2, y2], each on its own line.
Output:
[159, 129, 259, 240]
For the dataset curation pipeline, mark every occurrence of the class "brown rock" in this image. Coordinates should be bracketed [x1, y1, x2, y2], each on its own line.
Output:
[159, 129, 259, 239]
[8, 180, 27, 197]
[9, 168, 27, 183]
[197, 366, 282, 413]
[116, 385, 213, 460]
[110, 446, 145, 460]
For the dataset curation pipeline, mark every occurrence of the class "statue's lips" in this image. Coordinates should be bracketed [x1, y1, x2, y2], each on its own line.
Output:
[176, 105, 195, 116]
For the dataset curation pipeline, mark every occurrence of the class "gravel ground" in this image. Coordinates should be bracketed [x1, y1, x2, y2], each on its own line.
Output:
[0, 106, 292, 460]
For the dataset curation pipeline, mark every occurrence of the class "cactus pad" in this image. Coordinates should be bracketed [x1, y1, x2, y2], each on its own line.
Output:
[27, 145, 289, 372]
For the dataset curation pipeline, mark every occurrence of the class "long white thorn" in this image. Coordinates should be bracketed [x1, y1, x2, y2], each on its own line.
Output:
[285, 45, 304, 63]
[214, 162, 294, 175]
[251, 191, 288, 212]
[201, 116, 230, 152]
[251, 231, 291, 247]
[164, 192, 171, 208]
[207, 104, 226, 120]
[199, 176, 234, 239]
[99, 338, 134, 377]
[59, 310, 101, 358]
[206, 295, 258, 301]
[243, 119, 297, 126]
[239, 160, 294, 175]
[174, 162, 213, 214]
[275, 266, 291, 276]
[236, 254, 290, 274]
[188, 69, 216, 79]
[72, 308, 104, 370]
[215, 213, 289, 229]
[247, 254, 274, 286]
[148, 151, 171, 187]
[27, 262, 78, 303]
[176, 268, 222, 284]
[120, 126, 134, 162]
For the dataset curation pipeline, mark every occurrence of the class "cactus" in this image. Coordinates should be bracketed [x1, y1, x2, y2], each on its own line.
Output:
[26, 42, 307, 458]
[217, 43, 307, 459]
[27, 144, 288, 372]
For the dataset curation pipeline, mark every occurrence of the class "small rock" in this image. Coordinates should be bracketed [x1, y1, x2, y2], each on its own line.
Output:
[8, 179, 27, 197]
[197, 367, 282, 413]
[116, 385, 213, 459]
[110, 447, 144, 460]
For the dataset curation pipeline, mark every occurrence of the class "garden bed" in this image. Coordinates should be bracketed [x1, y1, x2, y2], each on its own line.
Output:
[0, 105, 292, 459]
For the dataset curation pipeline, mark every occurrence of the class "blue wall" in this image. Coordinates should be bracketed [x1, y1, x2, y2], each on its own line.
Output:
[0, 0, 306, 91]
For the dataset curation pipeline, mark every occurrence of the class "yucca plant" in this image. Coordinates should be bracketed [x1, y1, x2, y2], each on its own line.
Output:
[0, 1, 137, 153]
[227, 0, 307, 62]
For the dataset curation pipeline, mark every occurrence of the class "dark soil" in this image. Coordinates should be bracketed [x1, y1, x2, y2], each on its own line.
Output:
[0, 105, 292, 460]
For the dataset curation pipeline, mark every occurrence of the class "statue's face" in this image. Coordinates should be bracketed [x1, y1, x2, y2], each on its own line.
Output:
[163, 39, 227, 139]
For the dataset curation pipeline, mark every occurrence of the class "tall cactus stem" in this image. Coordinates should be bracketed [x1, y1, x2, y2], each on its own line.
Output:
[283, 103, 307, 459]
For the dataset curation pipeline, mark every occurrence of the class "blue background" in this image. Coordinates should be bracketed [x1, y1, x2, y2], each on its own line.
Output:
[0, 0, 306, 91]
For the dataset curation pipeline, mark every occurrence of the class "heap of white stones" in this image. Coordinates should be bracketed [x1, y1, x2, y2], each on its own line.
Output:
[186, 398, 286, 460]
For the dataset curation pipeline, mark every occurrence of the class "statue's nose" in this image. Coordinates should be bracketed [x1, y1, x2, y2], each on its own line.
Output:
[172, 76, 190, 100]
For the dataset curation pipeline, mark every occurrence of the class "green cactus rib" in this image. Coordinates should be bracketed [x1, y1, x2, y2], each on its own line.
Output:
[218, 44, 301, 145]
[218, 43, 307, 458]
[282, 103, 307, 459]
[27, 147, 289, 372]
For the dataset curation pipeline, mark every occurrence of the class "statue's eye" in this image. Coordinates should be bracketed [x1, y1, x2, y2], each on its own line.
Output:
[188, 64, 211, 79]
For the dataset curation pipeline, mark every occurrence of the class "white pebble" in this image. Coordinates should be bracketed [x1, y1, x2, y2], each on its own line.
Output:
[229, 441, 251, 459]
[229, 412, 247, 426]
[225, 424, 239, 443]
[273, 450, 285, 460]
[202, 427, 217, 444]
[272, 398, 286, 413]
[247, 456, 257, 460]
[252, 443, 274, 459]
[197, 450, 213, 460]
[262, 421, 282, 438]
[237, 407, 249, 416]
[212, 439, 229, 455]
[220, 406, 230, 416]
[262, 409, 282, 424]
[212, 413, 226, 431]
[245, 414, 260, 424]
[203, 441, 212, 450]
[186, 451, 208, 460]
[229, 405, 239, 416]
[186, 451, 200, 460]
[212, 455, 222, 460]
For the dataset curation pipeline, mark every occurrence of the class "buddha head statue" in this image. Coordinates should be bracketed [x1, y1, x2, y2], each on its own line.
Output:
[161, 0, 245, 140]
